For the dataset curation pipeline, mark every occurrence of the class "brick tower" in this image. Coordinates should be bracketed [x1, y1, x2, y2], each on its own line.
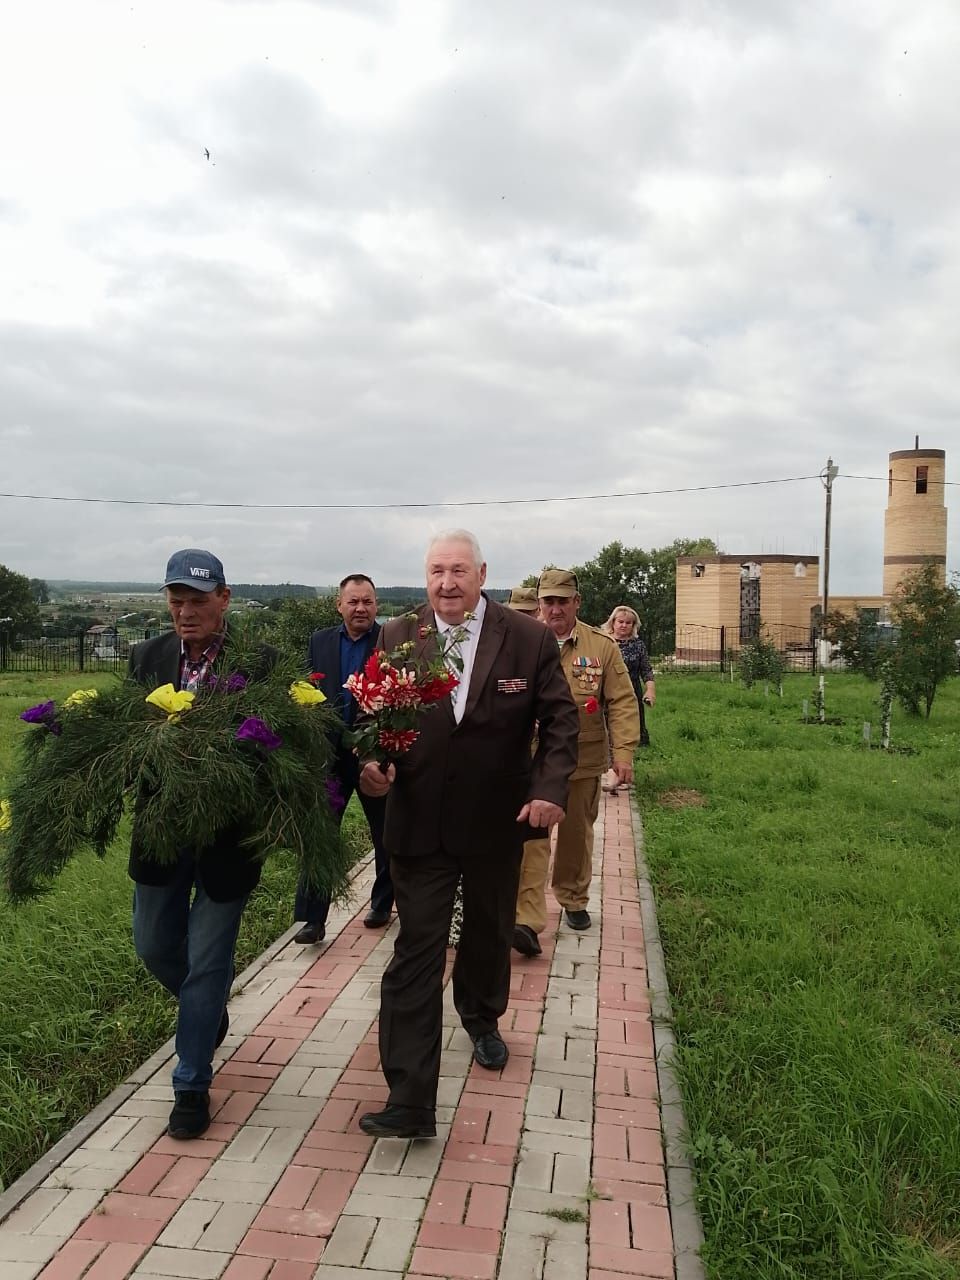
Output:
[883, 442, 947, 597]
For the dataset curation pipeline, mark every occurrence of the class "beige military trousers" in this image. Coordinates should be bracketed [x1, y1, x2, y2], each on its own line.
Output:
[516, 775, 602, 933]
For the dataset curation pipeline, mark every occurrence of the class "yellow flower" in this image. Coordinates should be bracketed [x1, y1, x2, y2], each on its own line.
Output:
[0, 799, 11, 832]
[289, 680, 327, 706]
[145, 684, 196, 721]
[64, 688, 99, 708]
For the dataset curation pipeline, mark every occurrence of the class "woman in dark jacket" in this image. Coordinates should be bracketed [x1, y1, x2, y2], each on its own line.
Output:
[602, 604, 654, 753]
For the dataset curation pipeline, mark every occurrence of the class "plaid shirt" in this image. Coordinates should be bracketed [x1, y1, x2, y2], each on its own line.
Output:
[179, 634, 225, 691]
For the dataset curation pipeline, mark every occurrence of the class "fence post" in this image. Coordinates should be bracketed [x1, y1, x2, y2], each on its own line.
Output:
[0, 630, 7, 672]
[719, 625, 725, 674]
[77, 632, 85, 672]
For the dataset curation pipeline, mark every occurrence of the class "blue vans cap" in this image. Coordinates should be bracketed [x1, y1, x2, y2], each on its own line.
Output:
[162, 549, 226, 593]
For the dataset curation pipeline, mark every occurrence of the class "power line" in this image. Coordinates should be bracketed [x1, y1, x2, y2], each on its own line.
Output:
[0, 470, 952, 512]
[0, 474, 821, 511]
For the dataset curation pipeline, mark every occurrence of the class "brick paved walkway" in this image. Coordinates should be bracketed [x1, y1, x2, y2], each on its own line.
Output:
[0, 793, 703, 1280]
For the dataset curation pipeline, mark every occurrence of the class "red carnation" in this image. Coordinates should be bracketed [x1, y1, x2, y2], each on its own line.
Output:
[310, 672, 325, 682]
[584, 696, 599, 714]
[418, 625, 433, 639]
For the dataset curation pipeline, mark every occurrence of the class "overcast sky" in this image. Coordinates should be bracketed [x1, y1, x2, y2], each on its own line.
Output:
[1, 0, 957, 593]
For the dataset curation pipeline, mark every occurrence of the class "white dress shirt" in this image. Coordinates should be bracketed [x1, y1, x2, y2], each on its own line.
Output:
[434, 593, 487, 725]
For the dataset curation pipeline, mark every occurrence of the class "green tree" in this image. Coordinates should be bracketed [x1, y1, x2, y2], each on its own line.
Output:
[739, 631, 786, 689]
[571, 538, 719, 653]
[0, 564, 41, 638]
[824, 608, 890, 678]
[886, 562, 960, 718]
[262, 595, 340, 663]
[29, 577, 50, 605]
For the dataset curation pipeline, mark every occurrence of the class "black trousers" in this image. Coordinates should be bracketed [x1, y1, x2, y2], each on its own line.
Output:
[294, 753, 391, 924]
[378, 844, 523, 1111]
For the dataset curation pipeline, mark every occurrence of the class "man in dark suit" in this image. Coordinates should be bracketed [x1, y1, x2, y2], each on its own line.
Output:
[292, 573, 391, 943]
[128, 549, 277, 1141]
[356, 530, 579, 1139]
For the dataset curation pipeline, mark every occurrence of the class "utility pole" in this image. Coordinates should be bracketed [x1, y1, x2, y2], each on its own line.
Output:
[820, 457, 839, 667]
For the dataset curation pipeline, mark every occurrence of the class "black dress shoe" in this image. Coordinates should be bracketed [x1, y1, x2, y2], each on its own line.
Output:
[293, 922, 325, 944]
[358, 1105, 436, 1139]
[363, 909, 391, 928]
[214, 1007, 229, 1049]
[512, 924, 542, 957]
[564, 909, 592, 931]
[168, 1090, 211, 1140]
[471, 1030, 509, 1070]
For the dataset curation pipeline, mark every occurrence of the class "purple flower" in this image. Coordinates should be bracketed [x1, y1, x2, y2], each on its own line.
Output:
[19, 700, 63, 735]
[235, 717, 283, 752]
[325, 777, 347, 815]
[207, 673, 248, 693]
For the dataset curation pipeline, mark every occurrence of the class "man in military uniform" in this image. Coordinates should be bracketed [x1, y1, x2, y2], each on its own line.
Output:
[513, 568, 640, 954]
[506, 586, 541, 617]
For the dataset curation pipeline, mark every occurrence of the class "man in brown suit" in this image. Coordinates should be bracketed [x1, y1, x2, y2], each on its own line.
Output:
[357, 530, 579, 1138]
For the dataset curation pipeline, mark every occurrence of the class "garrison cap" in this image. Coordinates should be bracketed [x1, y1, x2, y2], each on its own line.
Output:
[507, 587, 540, 613]
[537, 568, 579, 598]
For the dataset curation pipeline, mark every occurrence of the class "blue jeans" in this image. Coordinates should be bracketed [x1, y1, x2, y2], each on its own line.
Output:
[132, 851, 249, 1092]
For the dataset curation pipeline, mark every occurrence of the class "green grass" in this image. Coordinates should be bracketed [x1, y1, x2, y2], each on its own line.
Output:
[0, 672, 370, 1191]
[640, 672, 960, 1279]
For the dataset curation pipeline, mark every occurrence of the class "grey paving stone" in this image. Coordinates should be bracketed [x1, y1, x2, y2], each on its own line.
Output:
[550, 1153, 591, 1196]
[352, 1173, 433, 1198]
[24, 1188, 103, 1237]
[157, 1199, 220, 1249]
[498, 1229, 546, 1279]
[317, 1213, 373, 1264]
[504, 1208, 586, 1243]
[0, 1235, 58, 1264]
[196, 1201, 260, 1253]
[509, 1187, 587, 1215]
[524, 1084, 560, 1118]
[135, 1245, 232, 1278]
[362, 1216, 418, 1272]
[520, 1130, 591, 1158]
[0, 1190, 67, 1234]
[343, 1193, 424, 1220]
[514, 1149, 554, 1191]
[222, 1127, 273, 1163]
[558, 1090, 594, 1123]
[522, 1115, 592, 1141]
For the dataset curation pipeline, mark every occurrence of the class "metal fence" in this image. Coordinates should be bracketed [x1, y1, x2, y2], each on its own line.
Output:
[667, 623, 818, 673]
[0, 628, 164, 674]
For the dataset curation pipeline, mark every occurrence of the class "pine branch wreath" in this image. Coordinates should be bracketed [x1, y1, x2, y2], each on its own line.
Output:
[1, 645, 350, 903]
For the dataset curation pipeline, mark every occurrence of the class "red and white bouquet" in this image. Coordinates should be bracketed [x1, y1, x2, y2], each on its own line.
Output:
[344, 618, 469, 764]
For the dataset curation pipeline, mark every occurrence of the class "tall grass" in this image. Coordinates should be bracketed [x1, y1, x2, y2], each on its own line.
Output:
[0, 673, 370, 1190]
[640, 673, 960, 1279]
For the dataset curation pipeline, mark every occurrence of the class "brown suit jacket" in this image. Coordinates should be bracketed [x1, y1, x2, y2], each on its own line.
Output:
[377, 595, 579, 859]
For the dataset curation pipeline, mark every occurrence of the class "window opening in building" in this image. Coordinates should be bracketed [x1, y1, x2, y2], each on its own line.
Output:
[916, 465, 928, 495]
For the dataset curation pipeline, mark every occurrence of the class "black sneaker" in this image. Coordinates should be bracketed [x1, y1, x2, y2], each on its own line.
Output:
[512, 924, 542, 957]
[168, 1090, 211, 1140]
[564, 909, 592, 931]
